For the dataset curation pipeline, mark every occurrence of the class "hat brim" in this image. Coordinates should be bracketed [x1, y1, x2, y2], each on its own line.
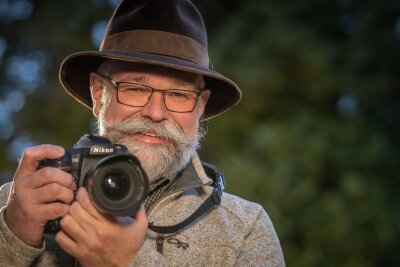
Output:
[59, 50, 241, 119]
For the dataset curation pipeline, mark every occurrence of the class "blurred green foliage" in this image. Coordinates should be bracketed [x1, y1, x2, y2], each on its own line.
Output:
[0, 0, 399, 266]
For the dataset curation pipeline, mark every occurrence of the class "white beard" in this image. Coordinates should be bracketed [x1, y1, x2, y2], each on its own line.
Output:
[97, 113, 203, 184]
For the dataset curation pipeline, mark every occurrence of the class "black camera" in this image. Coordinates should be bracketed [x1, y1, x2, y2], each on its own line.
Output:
[39, 134, 149, 233]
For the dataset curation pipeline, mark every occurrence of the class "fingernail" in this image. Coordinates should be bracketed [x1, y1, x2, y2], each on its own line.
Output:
[76, 187, 86, 201]
[55, 146, 65, 155]
[71, 177, 77, 190]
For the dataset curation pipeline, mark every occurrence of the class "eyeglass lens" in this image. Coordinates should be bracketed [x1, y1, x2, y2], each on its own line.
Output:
[117, 83, 199, 112]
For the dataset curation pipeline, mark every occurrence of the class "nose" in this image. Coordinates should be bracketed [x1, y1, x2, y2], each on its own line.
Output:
[140, 90, 169, 122]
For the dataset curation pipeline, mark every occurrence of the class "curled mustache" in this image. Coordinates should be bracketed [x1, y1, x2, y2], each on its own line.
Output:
[100, 114, 200, 147]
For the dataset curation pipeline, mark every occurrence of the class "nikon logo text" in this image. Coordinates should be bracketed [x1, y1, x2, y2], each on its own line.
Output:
[90, 146, 114, 154]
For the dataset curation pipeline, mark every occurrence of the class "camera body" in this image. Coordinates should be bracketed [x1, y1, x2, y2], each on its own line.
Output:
[40, 134, 149, 233]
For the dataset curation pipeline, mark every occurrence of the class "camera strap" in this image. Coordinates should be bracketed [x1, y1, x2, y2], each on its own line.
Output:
[148, 168, 225, 234]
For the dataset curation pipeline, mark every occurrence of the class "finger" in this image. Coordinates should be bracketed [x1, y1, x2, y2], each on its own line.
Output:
[30, 167, 76, 191]
[67, 200, 99, 233]
[16, 145, 65, 176]
[35, 183, 75, 204]
[59, 214, 87, 243]
[75, 187, 104, 220]
[55, 230, 80, 258]
[37, 202, 70, 221]
[134, 205, 148, 232]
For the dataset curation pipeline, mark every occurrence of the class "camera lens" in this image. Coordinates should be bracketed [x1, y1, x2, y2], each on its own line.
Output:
[84, 154, 149, 216]
[102, 171, 129, 201]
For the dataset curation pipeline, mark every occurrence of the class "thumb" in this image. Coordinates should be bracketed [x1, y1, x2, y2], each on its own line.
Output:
[135, 205, 148, 232]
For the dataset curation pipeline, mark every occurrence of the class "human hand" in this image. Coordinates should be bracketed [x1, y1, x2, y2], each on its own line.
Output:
[55, 187, 148, 267]
[5, 145, 76, 247]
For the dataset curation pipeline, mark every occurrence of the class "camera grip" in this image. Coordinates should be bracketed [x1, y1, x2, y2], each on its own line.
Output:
[44, 219, 62, 234]
[38, 156, 72, 234]
[39, 157, 71, 171]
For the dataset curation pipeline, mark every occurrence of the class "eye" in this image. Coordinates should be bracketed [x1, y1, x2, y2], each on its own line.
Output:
[166, 90, 196, 100]
[169, 91, 189, 99]
[119, 85, 151, 95]
[127, 87, 147, 93]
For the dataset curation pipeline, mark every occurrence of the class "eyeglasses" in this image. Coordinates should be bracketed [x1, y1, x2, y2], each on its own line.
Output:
[98, 73, 202, 113]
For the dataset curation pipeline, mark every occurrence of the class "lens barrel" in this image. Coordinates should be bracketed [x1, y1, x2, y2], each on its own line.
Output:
[84, 154, 149, 216]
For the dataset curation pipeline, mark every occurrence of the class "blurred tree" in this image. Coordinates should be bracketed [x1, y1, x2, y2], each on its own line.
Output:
[0, 0, 399, 266]
[0, 0, 111, 180]
[196, 0, 400, 266]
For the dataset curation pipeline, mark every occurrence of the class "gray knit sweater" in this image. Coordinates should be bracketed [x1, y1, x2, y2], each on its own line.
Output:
[0, 155, 285, 266]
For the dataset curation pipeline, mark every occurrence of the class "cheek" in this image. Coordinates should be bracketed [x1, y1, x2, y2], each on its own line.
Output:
[171, 112, 201, 138]
[104, 97, 141, 122]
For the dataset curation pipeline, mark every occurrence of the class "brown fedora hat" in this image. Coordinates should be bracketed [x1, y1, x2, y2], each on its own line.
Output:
[59, 0, 241, 119]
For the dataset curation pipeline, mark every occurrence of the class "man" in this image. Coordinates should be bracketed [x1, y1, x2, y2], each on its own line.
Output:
[0, 0, 285, 266]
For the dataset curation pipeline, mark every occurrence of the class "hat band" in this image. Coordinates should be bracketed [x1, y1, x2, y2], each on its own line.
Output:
[100, 30, 210, 67]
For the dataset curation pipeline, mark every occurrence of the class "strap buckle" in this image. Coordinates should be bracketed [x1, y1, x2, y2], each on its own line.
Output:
[212, 171, 225, 205]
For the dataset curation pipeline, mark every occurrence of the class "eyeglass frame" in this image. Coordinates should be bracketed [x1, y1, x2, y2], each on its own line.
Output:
[96, 73, 204, 113]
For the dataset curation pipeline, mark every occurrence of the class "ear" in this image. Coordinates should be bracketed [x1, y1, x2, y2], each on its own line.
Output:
[198, 89, 211, 115]
[90, 72, 104, 117]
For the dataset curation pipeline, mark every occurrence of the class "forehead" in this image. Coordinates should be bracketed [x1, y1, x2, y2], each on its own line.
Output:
[101, 60, 199, 87]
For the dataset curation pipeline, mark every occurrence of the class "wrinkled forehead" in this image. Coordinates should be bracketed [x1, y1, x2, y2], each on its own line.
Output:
[97, 60, 203, 87]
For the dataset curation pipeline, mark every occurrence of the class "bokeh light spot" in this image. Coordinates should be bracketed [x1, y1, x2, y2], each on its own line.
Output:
[0, 0, 33, 22]
[336, 93, 358, 118]
[91, 19, 108, 48]
[7, 134, 36, 161]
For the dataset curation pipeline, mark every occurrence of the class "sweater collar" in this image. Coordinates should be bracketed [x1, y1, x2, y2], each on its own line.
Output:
[167, 153, 213, 195]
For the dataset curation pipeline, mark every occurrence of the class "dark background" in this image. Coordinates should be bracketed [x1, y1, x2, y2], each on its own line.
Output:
[0, 0, 399, 266]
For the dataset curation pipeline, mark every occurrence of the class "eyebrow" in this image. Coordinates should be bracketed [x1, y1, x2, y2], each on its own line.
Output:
[171, 80, 193, 89]
[124, 75, 147, 84]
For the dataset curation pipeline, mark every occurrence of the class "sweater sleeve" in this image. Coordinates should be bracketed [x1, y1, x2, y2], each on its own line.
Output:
[235, 207, 286, 267]
[0, 183, 45, 267]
